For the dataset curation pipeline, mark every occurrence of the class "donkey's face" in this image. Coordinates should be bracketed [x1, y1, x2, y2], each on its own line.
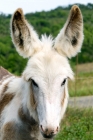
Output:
[23, 49, 73, 138]
[11, 5, 83, 139]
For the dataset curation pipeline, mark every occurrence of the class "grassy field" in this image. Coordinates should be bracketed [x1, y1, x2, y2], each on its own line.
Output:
[55, 108, 93, 140]
[69, 63, 93, 97]
[54, 63, 93, 140]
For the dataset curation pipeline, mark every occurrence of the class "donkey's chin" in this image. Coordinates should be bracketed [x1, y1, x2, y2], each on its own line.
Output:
[41, 132, 55, 139]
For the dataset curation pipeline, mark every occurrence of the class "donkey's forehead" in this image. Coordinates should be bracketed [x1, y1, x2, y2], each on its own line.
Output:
[23, 48, 73, 80]
[29, 49, 67, 69]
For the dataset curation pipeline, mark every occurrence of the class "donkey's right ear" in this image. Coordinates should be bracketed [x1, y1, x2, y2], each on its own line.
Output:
[54, 5, 84, 58]
[11, 8, 42, 58]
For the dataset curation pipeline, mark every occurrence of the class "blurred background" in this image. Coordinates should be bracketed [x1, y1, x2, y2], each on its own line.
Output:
[0, 1, 93, 139]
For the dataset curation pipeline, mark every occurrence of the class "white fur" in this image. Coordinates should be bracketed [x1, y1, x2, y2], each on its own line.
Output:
[1, 78, 23, 126]
[22, 46, 74, 135]
[11, 11, 43, 58]
[54, 23, 84, 58]
[0, 76, 15, 97]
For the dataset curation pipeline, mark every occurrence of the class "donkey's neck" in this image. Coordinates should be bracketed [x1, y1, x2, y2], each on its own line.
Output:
[18, 105, 39, 130]
[18, 104, 43, 140]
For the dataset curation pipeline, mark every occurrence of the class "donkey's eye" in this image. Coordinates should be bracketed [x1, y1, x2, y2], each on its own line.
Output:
[61, 78, 66, 86]
[32, 79, 38, 88]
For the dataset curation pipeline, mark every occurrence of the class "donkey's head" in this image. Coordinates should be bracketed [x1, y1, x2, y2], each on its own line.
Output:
[11, 5, 83, 139]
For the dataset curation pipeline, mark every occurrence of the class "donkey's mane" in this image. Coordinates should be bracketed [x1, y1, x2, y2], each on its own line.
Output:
[41, 35, 54, 48]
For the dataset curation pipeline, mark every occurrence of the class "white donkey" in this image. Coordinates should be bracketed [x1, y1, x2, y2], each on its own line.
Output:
[0, 5, 83, 140]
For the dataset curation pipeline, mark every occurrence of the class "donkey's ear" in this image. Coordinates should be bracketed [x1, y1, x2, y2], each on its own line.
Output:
[11, 8, 42, 58]
[54, 5, 84, 58]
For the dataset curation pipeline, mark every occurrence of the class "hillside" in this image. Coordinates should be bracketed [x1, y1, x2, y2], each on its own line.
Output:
[0, 3, 93, 75]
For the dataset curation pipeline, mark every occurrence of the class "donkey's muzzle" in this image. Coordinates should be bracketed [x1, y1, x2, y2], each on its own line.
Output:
[40, 125, 59, 139]
[41, 132, 55, 139]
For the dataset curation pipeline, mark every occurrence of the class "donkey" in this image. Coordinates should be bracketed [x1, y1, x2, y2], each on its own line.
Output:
[0, 5, 83, 140]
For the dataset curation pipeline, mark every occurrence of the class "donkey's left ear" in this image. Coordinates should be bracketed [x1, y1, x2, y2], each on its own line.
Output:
[11, 8, 42, 58]
[54, 5, 84, 58]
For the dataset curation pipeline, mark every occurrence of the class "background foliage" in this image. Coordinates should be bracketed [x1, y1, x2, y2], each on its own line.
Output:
[0, 3, 93, 75]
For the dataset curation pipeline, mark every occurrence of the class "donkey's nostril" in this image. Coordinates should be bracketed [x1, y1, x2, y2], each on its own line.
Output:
[51, 130, 54, 135]
[40, 125, 44, 132]
[45, 128, 48, 132]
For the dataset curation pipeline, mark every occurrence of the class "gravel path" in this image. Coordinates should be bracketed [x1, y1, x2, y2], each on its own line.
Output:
[68, 95, 93, 108]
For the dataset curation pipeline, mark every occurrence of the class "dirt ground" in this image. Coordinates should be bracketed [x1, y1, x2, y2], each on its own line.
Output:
[68, 95, 93, 108]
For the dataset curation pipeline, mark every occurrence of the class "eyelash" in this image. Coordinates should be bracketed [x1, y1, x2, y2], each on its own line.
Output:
[31, 79, 38, 88]
[29, 78, 66, 87]
[61, 78, 66, 86]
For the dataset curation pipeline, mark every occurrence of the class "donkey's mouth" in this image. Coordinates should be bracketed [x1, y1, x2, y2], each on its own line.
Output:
[41, 132, 55, 139]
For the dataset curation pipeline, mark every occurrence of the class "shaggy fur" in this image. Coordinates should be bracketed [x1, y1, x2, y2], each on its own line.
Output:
[0, 66, 12, 81]
[0, 5, 83, 140]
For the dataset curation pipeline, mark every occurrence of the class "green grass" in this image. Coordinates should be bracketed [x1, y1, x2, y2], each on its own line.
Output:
[69, 72, 93, 97]
[55, 108, 93, 140]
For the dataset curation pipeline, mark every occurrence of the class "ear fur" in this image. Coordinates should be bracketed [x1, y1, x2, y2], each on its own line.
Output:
[11, 8, 42, 58]
[54, 5, 84, 58]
